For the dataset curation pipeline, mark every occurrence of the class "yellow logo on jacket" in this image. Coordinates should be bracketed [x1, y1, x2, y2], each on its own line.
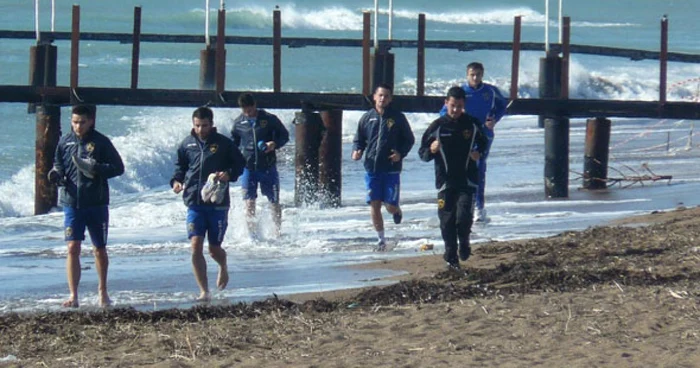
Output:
[462, 129, 472, 140]
[437, 199, 445, 209]
[86, 142, 95, 152]
[260, 120, 268, 128]
[386, 118, 395, 129]
[210, 144, 218, 153]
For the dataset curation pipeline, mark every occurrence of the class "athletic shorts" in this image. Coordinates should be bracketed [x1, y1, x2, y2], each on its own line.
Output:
[364, 172, 400, 206]
[186, 206, 228, 245]
[240, 167, 279, 203]
[63, 205, 109, 248]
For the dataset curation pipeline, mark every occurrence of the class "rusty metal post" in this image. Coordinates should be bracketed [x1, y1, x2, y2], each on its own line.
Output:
[70, 5, 80, 101]
[362, 12, 371, 96]
[544, 116, 570, 198]
[131, 6, 142, 89]
[583, 117, 611, 190]
[538, 54, 562, 128]
[416, 13, 426, 97]
[273, 9, 281, 93]
[510, 15, 521, 100]
[199, 47, 216, 90]
[293, 111, 323, 206]
[215, 9, 226, 94]
[659, 15, 668, 104]
[370, 48, 395, 91]
[561, 16, 570, 99]
[35, 104, 61, 215]
[318, 109, 343, 208]
[28, 43, 57, 113]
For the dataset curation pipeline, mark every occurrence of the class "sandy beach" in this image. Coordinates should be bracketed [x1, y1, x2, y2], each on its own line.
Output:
[1, 206, 700, 367]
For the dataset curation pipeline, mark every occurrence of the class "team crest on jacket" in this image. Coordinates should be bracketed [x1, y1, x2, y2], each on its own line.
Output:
[437, 199, 445, 209]
[482, 92, 490, 102]
[65, 227, 73, 237]
[86, 142, 95, 152]
[209, 144, 218, 153]
[260, 120, 268, 128]
[462, 129, 472, 140]
[386, 118, 395, 129]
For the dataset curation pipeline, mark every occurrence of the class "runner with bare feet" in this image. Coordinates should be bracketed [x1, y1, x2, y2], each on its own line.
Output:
[50, 105, 125, 308]
[171, 107, 245, 301]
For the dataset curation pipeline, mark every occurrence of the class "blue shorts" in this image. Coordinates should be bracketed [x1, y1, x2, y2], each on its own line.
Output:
[364, 172, 400, 206]
[63, 206, 109, 248]
[186, 206, 228, 245]
[240, 167, 279, 203]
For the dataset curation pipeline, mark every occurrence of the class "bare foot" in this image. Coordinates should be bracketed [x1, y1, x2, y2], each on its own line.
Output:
[196, 292, 211, 303]
[62, 299, 79, 308]
[99, 294, 112, 308]
[217, 265, 229, 290]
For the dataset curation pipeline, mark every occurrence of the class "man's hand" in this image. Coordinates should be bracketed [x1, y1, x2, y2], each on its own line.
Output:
[263, 141, 276, 153]
[485, 115, 496, 130]
[429, 140, 440, 154]
[215, 171, 230, 182]
[173, 181, 183, 194]
[470, 150, 481, 161]
[388, 150, 401, 163]
[351, 150, 363, 161]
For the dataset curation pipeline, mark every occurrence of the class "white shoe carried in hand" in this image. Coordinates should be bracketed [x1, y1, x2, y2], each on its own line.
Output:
[475, 208, 490, 223]
[201, 173, 217, 202]
[210, 180, 228, 204]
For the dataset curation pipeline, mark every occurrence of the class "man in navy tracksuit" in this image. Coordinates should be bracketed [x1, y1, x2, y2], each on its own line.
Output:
[171, 106, 245, 302]
[352, 83, 415, 250]
[231, 93, 289, 239]
[440, 62, 507, 222]
[421, 87, 488, 270]
[50, 104, 125, 308]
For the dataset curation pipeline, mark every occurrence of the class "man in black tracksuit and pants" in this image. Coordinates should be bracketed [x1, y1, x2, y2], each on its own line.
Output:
[419, 86, 488, 270]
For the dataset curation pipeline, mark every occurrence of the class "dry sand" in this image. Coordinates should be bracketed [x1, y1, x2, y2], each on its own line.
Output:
[1, 206, 700, 367]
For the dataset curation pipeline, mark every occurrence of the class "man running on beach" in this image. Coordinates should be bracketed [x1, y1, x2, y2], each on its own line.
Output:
[171, 107, 245, 302]
[421, 87, 488, 270]
[50, 104, 125, 308]
[440, 62, 507, 223]
[352, 83, 415, 251]
[231, 93, 289, 240]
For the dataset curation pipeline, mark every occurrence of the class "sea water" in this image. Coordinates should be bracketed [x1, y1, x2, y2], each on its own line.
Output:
[1, 0, 699, 312]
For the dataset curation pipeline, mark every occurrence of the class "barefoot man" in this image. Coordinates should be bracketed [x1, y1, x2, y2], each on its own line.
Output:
[171, 107, 245, 301]
[50, 105, 125, 308]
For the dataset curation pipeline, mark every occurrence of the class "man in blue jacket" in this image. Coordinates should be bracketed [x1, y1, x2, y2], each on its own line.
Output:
[172, 106, 245, 302]
[421, 87, 488, 270]
[50, 104, 125, 308]
[440, 62, 507, 222]
[231, 93, 290, 240]
[352, 83, 415, 251]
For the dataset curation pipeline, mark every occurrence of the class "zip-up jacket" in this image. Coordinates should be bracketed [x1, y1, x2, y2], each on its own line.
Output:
[171, 128, 246, 207]
[439, 82, 508, 138]
[418, 113, 488, 192]
[352, 106, 415, 174]
[52, 128, 125, 208]
[230, 109, 289, 171]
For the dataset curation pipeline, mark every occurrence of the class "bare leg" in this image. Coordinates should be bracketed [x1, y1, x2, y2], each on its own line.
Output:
[246, 199, 257, 237]
[370, 200, 384, 232]
[385, 203, 399, 215]
[190, 236, 210, 301]
[271, 202, 282, 237]
[93, 247, 111, 307]
[209, 245, 228, 290]
[63, 241, 81, 308]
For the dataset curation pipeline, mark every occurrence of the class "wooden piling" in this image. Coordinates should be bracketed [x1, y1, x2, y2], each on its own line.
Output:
[273, 9, 281, 93]
[131, 6, 142, 89]
[293, 111, 322, 206]
[544, 117, 570, 198]
[215, 9, 226, 94]
[416, 13, 426, 96]
[510, 15, 521, 100]
[659, 16, 668, 104]
[318, 109, 343, 208]
[35, 104, 61, 215]
[583, 117, 611, 190]
[70, 5, 80, 100]
[362, 12, 371, 96]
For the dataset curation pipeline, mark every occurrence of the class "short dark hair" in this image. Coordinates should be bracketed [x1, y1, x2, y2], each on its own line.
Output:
[71, 104, 96, 120]
[467, 62, 484, 72]
[192, 106, 214, 121]
[237, 93, 256, 108]
[374, 83, 393, 95]
[447, 86, 466, 100]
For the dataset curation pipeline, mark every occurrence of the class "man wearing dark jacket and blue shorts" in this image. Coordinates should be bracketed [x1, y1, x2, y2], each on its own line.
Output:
[352, 83, 415, 251]
[172, 107, 245, 302]
[50, 104, 125, 308]
[420, 87, 488, 270]
[231, 93, 289, 239]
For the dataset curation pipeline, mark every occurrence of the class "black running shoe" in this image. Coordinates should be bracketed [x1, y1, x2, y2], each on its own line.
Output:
[459, 244, 471, 262]
[392, 209, 403, 224]
[445, 260, 461, 271]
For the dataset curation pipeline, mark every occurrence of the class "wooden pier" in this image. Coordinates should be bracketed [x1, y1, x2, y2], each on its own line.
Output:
[1, 5, 699, 213]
